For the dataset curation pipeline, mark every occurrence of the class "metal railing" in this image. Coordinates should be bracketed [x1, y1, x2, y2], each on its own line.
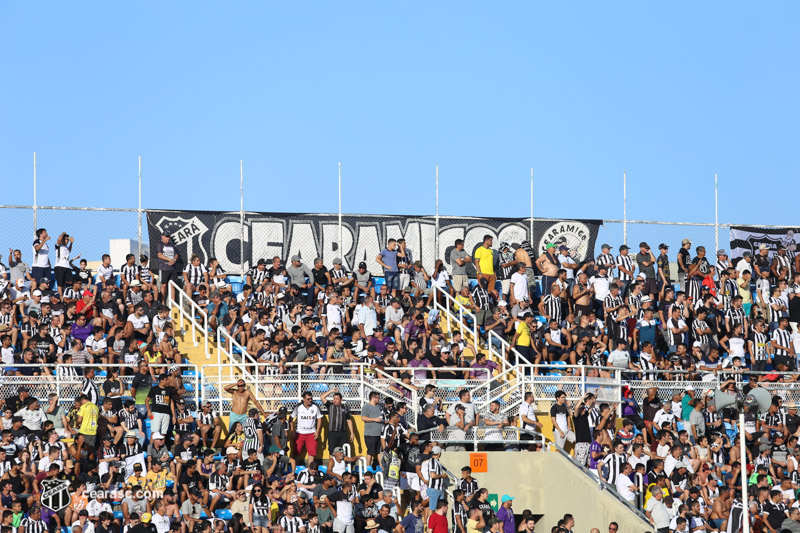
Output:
[546, 442, 652, 527]
[432, 285, 480, 347]
[0, 363, 200, 408]
[168, 280, 210, 359]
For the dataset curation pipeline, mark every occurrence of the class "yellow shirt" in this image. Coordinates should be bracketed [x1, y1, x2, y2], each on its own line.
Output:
[467, 519, 482, 533]
[515, 321, 532, 347]
[454, 293, 471, 312]
[737, 278, 752, 304]
[474, 246, 495, 276]
[127, 474, 147, 489]
[144, 470, 175, 495]
[78, 402, 99, 436]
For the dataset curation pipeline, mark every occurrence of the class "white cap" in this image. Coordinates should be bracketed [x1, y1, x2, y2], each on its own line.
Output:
[641, 296, 651, 303]
[152, 432, 164, 440]
[32, 289, 42, 296]
[692, 341, 702, 348]
[226, 447, 239, 455]
[431, 446, 443, 454]
[685, 385, 695, 392]
[498, 300, 508, 307]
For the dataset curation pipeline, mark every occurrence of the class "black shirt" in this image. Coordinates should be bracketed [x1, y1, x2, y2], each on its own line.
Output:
[147, 386, 174, 414]
[358, 481, 383, 501]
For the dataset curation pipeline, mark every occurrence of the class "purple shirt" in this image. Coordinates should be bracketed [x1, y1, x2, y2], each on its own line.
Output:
[589, 440, 603, 469]
[72, 323, 93, 343]
[469, 361, 498, 380]
[496, 506, 515, 533]
[368, 336, 390, 354]
[408, 358, 431, 381]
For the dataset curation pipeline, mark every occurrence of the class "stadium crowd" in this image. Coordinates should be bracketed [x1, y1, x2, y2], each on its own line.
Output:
[2, 227, 800, 533]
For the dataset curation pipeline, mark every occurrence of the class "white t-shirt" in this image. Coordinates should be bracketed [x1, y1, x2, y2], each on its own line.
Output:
[589, 275, 611, 301]
[510, 272, 529, 302]
[1, 347, 14, 365]
[291, 404, 322, 434]
[151, 512, 171, 533]
[127, 314, 150, 329]
[653, 409, 675, 430]
[645, 498, 671, 528]
[55, 245, 71, 269]
[615, 473, 636, 501]
[326, 304, 343, 327]
[87, 337, 108, 353]
[518, 401, 537, 430]
[96, 265, 114, 283]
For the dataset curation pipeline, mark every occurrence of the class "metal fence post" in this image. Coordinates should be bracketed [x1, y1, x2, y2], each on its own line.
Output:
[240, 160, 245, 276]
[138, 156, 142, 259]
[435, 165, 439, 260]
[33, 152, 37, 234]
[623, 170, 627, 246]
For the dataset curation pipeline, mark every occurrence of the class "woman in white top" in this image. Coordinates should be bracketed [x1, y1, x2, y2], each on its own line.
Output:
[430, 260, 453, 302]
[54, 233, 74, 295]
[719, 323, 746, 360]
[31, 228, 52, 286]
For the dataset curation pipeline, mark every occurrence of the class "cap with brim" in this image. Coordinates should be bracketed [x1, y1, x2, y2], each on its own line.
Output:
[717, 249, 727, 255]
[501, 495, 514, 503]
[682, 238, 692, 245]
[558, 245, 568, 251]
[743, 252, 752, 258]
[333, 447, 344, 454]
[431, 446, 443, 454]
[365, 520, 380, 530]
[125, 431, 137, 438]
[545, 243, 555, 249]
[269, 445, 281, 453]
[692, 341, 701, 348]
[641, 296, 651, 302]
[152, 433, 164, 440]
[226, 447, 238, 455]
[639, 242, 649, 248]
[332, 258, 342, 265]
[130, 280, 142, 287]
[291, 255, 301, 262]
[759, 244, 768, 251]
[181, 434, 193, 441]
[619, 245, 629, 251]
[601, 244, 611, 249]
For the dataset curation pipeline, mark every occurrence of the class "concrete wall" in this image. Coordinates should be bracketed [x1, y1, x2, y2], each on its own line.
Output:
[440, 451, 652, 533]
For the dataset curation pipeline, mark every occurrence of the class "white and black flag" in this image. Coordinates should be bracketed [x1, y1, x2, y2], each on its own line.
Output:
[730, 226, 800, 262]
[147, 210, 602, 277]
[40, 478, 71, 513]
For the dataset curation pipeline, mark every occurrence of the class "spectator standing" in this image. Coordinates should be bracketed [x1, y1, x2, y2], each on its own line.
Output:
[450, 240, 472, 293]
[474, 236, 498, 299]
[31, 228, 52, 285]
[376, 240, 400, 297]
[321, 388, 354, 455]
[155, 233, 180, 303]
[291, 391, 323, 460]
[495, 496, 515, 533]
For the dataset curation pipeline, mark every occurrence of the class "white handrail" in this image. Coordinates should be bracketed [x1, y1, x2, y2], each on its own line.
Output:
[217, 326, 254, 380]
[168, 279, 210, 358]
[432, 285, 479, 345]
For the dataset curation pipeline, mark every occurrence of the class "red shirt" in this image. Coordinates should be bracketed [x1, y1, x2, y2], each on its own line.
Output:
[76, 299, 95, 319]
[428, 512, 448, 533]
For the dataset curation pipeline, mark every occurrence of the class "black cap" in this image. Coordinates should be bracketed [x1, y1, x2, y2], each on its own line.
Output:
[359, 261, 367, 269]
[619, 245, 630, 251]
[639, 242, 649, 248]
[158, 373, 169, 381]
[658, 243, 669, 250]
[40, 277, 51, 284]
[257, 258, 267, 266]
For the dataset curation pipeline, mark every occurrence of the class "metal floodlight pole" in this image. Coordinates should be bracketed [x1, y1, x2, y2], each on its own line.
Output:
[338, 162, 343, 257]
[435, 165, 439, 259]
[622, 170, 628, 245]
[715, 173, 719, 253]
[138, 156, 142, 259]
[741, 410, 749, 533]
[240, 160, 245, 276]
[530, 168, 534, 241]
[33, 152, 37, 233]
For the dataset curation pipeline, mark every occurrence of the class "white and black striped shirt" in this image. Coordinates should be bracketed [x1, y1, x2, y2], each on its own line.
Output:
[616, 255, 635, 281]
[140, 265, 152, 283]
[666, 318, 686, 347]
[768, 297, 786, 323]
[20, 517, 47, 533]
[422, 456, 444, 490]
[542, 294, 562, 323]
[63, 287, 80, 301]
[251, 496, 272, 516]
[209, 472, 230, 492]
[471, 285, 491, 311]
[279, 516, 304, 533]
[604, 294, 623, 320]
[120, 264, 141, 284]
[605, 452, 628, 485]
[776, 255, 792, 280]
[248, 267, 270, 286]
[118, 408, 139, 431]
[726, 307, 746, 329]
[772, 328, 792, 357]
[596, 253, 615, 270]
[752, 331, 770, 362]
[81, 377, 100, 404]
[692, 319, 709, 345]
[184, 264, 208, 286]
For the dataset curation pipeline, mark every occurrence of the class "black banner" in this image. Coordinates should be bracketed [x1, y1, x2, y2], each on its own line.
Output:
[730, 226, 800, 261]
[146, 210, 601, 277]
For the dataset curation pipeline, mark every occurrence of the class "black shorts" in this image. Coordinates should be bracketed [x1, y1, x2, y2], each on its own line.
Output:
[328, 430, 349, 453]
[364, 435, 381, 456]
[160, 270, 181, 287]
[54, 266, 73, 291]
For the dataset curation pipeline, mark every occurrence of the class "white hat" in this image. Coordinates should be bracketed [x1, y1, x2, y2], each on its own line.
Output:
[692, 341, 702, 348]
[32, 289, 42, 296]
[276, 293, 285, 299]
[226, 447, 239, 455]
[498, 300, 508, 307]
[214, 279, 227, 288]
[759, 244, 769, 251]
[151, 432, 164, 440]
[130, 280, 142, 287]
[641, 296, 651, 302]
[685, 385, 695, 392]
[431, 446, 443, 454]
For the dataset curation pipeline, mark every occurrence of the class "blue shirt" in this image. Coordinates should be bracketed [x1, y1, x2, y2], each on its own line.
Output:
[207, 301, 229, 323]
[379, 249, 398, 273]
[400, 512, 423, 533]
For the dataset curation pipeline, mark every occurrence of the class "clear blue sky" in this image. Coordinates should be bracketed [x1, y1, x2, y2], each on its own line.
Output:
[2, 2, 799, 226]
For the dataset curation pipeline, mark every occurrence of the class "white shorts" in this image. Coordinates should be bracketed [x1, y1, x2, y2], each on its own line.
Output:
[501, 280, 511, 295]
[404, 472, 420, 492]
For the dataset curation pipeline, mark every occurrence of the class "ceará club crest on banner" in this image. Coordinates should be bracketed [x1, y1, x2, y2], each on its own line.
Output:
[538, 221, 591, 262]
[155, 215, 210, 262]
[41, 478, 71, 513]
